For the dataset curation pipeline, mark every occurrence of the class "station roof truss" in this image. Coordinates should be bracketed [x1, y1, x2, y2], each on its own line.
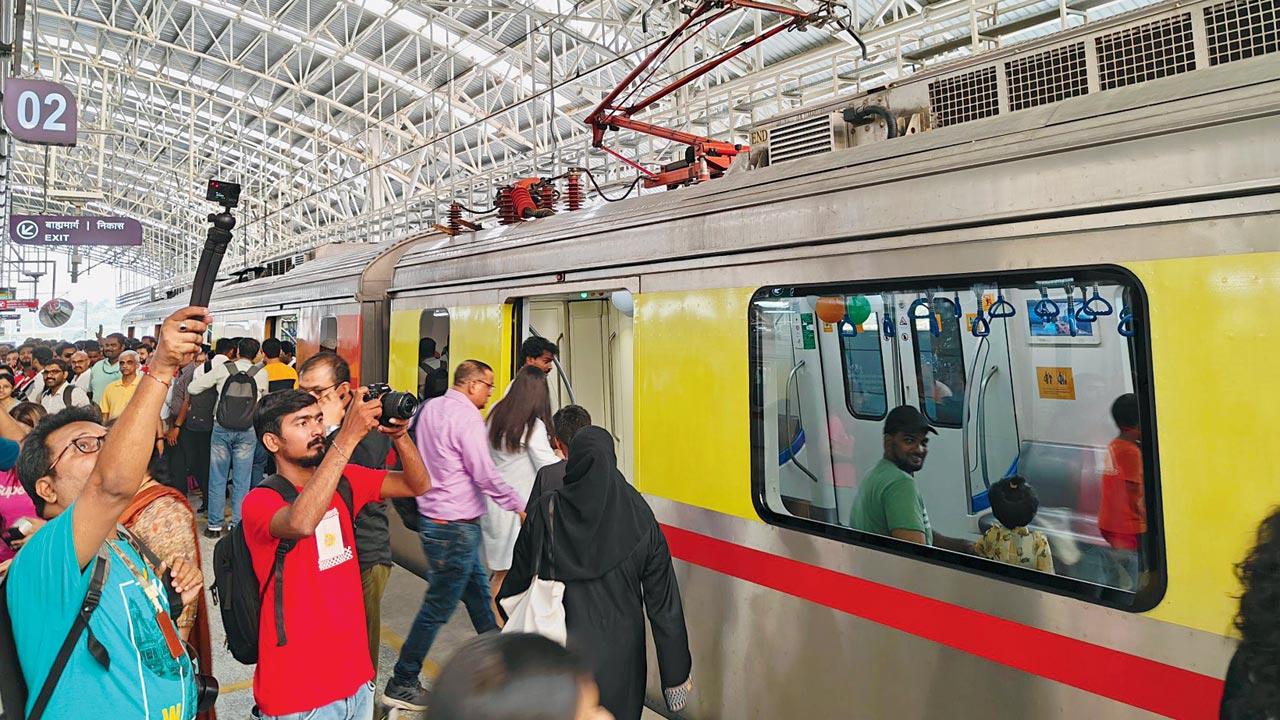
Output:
[1, 0, 1155, 298]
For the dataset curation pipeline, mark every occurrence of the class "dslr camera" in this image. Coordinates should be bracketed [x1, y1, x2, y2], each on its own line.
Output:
[365, 383, 419, 426]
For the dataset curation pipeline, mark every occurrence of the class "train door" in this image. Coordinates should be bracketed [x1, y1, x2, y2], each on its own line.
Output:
[520, 291, 634, 479]
[815, 296, 899, 525]
[894, 290, 1019, 538]
[757, 298, 838, 523]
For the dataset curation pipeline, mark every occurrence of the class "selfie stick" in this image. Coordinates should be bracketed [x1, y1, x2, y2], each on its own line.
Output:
[190, 186, 239, 308]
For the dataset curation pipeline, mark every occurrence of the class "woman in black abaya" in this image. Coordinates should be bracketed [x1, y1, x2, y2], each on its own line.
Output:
[498, 427, 692, 720]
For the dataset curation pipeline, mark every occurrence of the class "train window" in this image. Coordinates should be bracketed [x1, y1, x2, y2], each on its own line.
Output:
[269, 315, 298, 343]
[320, 316, 338, 349]
[912, 297, 965, 428]
[839, 315, 888, 420]
[749, 268, 1163, 610]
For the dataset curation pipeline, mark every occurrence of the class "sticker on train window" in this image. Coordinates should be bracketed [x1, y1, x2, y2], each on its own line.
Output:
[748, 268, 1163, 611]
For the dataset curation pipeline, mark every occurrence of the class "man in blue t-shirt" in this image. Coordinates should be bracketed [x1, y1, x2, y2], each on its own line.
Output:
[5, 308, 209, 720]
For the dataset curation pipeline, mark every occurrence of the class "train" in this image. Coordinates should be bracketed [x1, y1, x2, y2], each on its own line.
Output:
[125, 0, 1280, 715]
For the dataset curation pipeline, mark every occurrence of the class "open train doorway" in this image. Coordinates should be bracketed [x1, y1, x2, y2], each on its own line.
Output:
[519, 290, 634, 479]
[417, 308, 450, 398]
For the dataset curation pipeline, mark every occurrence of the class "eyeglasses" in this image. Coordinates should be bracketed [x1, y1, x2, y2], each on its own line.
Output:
[303, 382, 341, 398]
[49, 434, 107, 471]
[470, 379, 495, 390]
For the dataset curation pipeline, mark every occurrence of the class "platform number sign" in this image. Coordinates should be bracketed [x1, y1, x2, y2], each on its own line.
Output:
[3, 78, 77, 146]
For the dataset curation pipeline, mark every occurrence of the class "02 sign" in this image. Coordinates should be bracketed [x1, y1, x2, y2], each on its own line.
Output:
[2, 78, 77, 146]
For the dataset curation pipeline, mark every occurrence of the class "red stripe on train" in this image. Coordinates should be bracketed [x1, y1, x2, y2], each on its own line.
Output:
[660, 523, 1223, 720]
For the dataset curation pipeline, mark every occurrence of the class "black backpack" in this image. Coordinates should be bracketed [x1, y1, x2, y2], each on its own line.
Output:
[215, 362, 264, 431]
[210, 475, 353, 665]
[185, 360, 217, 433]
[0, 546, 110, 720]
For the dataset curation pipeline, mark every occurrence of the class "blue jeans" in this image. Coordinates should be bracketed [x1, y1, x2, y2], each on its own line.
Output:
[251, 439, 270, 488]
[391, 520, 496, 685]
[208, 424, 256, 529]
[256, 680, 374, 720]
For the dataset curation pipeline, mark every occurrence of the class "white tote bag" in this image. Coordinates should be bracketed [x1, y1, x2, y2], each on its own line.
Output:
[499, 496, 568, 645]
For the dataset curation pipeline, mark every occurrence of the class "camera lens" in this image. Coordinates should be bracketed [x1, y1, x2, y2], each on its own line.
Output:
[380, 390, 419, 422]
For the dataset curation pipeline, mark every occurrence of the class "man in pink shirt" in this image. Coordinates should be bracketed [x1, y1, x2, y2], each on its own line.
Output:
[384, 359, 526, 711]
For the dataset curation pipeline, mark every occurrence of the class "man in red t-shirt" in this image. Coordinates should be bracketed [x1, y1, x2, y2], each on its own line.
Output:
[1097, 392, 1145, 589]
[242, 389, 431, 719]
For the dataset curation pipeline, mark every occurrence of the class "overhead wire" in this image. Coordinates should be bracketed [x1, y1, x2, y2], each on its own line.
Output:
[246, 0, 853, 226]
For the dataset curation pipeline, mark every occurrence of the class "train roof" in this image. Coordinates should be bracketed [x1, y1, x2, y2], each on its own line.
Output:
[122, 233, 431, 323]
[387, 0, 1279, 298]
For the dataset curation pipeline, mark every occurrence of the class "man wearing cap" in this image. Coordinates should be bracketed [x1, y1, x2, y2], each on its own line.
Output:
[849, 405, 972, 553]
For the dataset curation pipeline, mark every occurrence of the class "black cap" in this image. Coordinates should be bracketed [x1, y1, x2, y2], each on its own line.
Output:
[884, 405, 937, 436]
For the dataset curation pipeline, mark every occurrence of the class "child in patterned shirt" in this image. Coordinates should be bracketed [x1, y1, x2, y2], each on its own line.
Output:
[975, 475, 1054, 574]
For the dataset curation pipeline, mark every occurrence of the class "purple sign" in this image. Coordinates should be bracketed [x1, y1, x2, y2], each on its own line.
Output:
[3, 77, 77, 146]
[10, 215, 142, 246]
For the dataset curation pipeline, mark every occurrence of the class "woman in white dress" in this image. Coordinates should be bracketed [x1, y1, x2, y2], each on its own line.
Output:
[484, 366, 560, 606]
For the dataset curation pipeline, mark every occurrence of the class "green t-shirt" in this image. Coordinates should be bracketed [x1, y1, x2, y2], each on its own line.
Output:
[848, 458, 933, 544]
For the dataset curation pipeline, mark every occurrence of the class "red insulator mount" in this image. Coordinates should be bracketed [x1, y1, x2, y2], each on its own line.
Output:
[448, 202, 463, 234]
[497, 187, 517, 225]
[538, 183, 556, 213]
[510, 185, 537, 220]
[565, 171, 584, 212]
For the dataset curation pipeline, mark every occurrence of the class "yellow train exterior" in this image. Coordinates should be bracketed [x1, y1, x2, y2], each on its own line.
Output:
[383, 5, 1276, 714]
[123, 2, 1279, 715]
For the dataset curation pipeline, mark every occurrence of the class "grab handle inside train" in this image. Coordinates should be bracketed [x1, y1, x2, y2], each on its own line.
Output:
[1084, 284, 1115, 317]
[783, 359, 819, 484]
[908, 298, 941, 337]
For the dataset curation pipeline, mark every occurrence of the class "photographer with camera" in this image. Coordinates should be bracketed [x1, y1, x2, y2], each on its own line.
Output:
[298, 352, 416, 667]
[239, 384, 429, 720]
[5, 307, 213, 720]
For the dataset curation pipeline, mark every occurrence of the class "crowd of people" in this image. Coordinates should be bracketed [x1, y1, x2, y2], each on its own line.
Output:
[2, 306, 1278, 720]
[0, 311, 692, 720]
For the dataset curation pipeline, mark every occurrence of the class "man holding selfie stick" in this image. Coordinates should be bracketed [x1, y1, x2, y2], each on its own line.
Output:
[7, 307, 213, 719]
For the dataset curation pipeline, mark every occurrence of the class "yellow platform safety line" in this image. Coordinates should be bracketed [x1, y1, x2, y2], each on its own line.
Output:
[378, 623, 441, 680]
[218, 624, 438, 696]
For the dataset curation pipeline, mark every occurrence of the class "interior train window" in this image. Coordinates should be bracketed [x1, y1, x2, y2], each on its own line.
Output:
[839, 313, 887, 420]
[749, 268, 1163, 610]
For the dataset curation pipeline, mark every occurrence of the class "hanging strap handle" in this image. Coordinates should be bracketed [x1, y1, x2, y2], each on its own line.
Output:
[1118, 307, 1135, 337]
[28, 546, 111, 720]
[988, 291, 1016, 319]
[1033, 287, 1060, 321]
[1085, 284, 1115, 316]
[908, 298, 940, 337]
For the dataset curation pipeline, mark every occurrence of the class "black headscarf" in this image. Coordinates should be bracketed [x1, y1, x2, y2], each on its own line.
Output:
[534, 426, 651, 581]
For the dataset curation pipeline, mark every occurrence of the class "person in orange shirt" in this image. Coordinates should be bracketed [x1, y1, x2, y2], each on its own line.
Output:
[1097, 393, 1144, 589]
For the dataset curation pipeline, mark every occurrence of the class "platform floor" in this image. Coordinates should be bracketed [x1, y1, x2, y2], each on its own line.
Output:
[196, 510, 663, 719]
